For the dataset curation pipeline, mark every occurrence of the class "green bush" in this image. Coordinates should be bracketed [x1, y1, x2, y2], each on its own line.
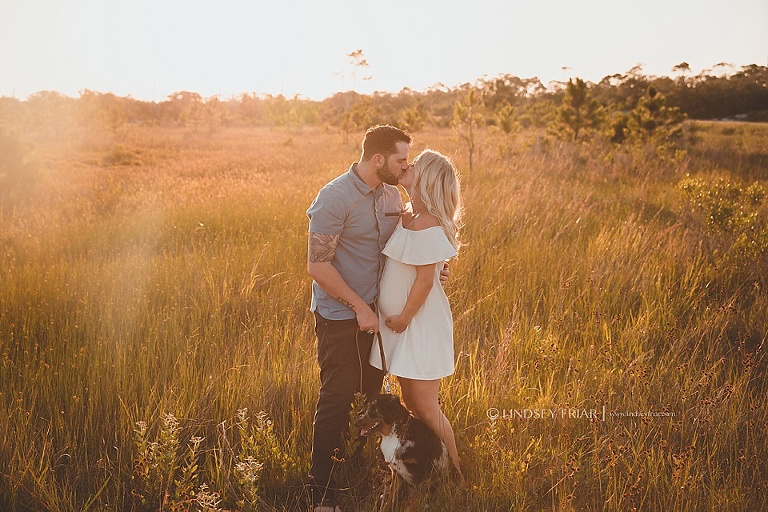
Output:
[679, 175, 767, 284]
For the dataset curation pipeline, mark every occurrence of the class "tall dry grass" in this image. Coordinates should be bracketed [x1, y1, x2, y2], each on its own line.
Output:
[0, 120, 767, 510]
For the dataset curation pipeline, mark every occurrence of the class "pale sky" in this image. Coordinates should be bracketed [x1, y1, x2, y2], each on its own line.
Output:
[1, 0, 766, 101]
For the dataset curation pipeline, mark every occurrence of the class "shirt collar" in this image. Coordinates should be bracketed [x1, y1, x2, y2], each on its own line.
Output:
[349, 163, 377, 196]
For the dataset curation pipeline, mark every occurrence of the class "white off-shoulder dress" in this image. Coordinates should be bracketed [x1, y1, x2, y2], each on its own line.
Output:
[370, 220, 458, 380]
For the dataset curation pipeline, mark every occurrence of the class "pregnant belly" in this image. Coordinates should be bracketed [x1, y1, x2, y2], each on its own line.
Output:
[377, 259, 414, 318]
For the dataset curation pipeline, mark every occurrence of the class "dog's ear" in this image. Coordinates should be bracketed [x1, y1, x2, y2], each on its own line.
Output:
[380, 394, 402, 424]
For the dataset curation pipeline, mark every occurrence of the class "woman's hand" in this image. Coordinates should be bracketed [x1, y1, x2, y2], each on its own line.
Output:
[439, 261, 450, 286]
[385, 315, 409, 334]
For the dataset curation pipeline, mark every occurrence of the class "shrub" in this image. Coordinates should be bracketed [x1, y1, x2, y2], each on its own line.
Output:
[679, 175, 767, 285]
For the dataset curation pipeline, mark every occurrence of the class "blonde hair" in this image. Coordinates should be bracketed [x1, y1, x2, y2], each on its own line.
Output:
[412, 149, 463, 251]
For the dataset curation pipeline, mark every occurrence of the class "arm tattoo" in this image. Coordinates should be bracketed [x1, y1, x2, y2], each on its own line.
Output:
[308, 233, 340, 263]
[337, 297, 355, 310]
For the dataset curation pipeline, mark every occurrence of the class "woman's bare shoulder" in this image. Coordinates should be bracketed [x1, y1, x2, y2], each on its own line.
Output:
[408, 212, 440, 231]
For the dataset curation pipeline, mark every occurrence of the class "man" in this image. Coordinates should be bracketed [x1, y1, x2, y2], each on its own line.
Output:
[305, 125, 412, 511]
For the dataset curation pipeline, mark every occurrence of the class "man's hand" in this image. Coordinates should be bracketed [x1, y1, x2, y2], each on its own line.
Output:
[356, 306, 379, 334]
[308, 232, 377, 333]
[385, 315, 409, 334]
[439, 261, 450, 286]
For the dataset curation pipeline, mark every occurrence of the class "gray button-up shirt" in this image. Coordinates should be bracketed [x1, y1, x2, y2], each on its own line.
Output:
[307, 163, 403, 320]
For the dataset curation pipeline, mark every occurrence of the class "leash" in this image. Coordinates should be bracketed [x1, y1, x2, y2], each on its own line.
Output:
[376, 331, 392, 394]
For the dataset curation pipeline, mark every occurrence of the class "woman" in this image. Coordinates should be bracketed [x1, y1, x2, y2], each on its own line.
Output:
[370, 149, 465, 485]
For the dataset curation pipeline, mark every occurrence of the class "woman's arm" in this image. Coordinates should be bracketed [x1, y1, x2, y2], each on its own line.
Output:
[385, 262, 437, 333]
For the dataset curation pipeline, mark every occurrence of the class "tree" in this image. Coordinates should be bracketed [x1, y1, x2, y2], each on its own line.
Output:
[102, 95, 129, 143]
[25, 91, 76, 137]
[342, 95, 381, 132]
[548, 78, 604, 142]
[672, 62, 691, 75]
[608, 108, 630, 144]
[400, 100, 430, 133]
[494, 101, 518, 136]
[452, 86, 483, 173]
[626, 86, 686, 142]
[237, 92, 265, 125]
[201, 95, 226, 133]
[480, 74, 545, 111]
[594, 66, 650, 111]
[332, 49, 373, 133]
[346, 49, 371, 93]
[165, 91, 203, 128]
[491, 101, 520, 158]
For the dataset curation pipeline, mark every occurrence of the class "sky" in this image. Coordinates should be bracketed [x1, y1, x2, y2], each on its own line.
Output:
[1, 0, 766, 102]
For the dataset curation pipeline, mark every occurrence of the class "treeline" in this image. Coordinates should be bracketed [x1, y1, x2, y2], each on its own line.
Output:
[0, 64, 765, 137]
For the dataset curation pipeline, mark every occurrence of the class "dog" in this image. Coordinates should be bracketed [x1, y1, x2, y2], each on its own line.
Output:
[355, 393, 448, 508]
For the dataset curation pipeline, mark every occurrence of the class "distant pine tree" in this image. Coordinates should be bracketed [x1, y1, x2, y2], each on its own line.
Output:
[453, 88, 482, 173]
[626, 86, 687, 141]
[548, 78, 604, 142]
[494, 101, 518, 136]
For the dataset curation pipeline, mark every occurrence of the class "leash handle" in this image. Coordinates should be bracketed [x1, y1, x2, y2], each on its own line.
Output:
[376, 332, 391, 394]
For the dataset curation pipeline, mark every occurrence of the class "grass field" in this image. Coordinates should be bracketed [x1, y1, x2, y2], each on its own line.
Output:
[1, 120, 767, 510]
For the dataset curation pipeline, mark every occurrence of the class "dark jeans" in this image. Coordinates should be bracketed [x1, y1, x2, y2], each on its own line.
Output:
[308, 311, 384, 502]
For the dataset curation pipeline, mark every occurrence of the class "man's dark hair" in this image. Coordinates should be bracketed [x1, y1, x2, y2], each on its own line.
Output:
[361, 125, 411, 162]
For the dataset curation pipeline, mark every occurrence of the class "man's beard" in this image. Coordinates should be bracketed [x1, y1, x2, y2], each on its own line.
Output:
[376, 163, 401, 186]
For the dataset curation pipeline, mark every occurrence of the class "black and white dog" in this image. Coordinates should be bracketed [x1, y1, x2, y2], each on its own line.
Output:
[355, 393, 448, 508]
